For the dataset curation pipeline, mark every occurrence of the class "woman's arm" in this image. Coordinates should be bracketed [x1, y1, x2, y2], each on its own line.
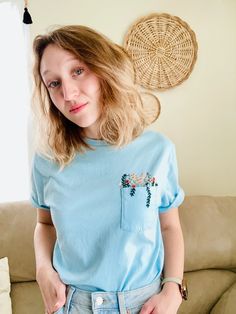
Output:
[160, 207, 184, 292]
[34, 209, 67, 314]
[34, 209, 56, 274]
[140, 207, 184, 314]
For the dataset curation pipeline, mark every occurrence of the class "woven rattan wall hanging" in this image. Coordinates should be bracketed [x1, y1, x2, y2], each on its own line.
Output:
[141, 92, 161, 125]
[124, 13, 198, 90]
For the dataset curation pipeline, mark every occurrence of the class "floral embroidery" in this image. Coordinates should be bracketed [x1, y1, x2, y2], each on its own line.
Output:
[120, 173, 158, 207]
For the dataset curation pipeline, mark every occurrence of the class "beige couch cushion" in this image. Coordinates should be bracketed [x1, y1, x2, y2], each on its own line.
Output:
[0, 201, 37, 282]
[211, 282, 236, 314]
[178, 270, 236, 314]
[179, 196, 236, 272]
[0, 257, 12, 314]
[11, 282, 44, 314]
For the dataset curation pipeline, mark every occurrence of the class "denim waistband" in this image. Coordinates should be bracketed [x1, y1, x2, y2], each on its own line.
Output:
[66, 278, 161, 313]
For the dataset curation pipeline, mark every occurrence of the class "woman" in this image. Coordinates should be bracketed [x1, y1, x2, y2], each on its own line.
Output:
[31, 25, 186, 314]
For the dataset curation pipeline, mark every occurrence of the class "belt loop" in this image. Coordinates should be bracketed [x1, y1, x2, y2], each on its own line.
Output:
[117, 292, 127, 314]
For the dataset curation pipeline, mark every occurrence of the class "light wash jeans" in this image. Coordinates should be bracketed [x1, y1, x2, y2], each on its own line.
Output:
[54, 278, 161, 314]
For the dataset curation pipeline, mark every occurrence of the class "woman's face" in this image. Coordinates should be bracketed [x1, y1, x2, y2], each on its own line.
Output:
[40, 44, 101, 139]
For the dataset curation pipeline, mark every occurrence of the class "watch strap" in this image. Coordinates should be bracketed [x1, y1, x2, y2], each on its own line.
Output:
[161, 277, 182, 286]
[161, 277, 188, 301]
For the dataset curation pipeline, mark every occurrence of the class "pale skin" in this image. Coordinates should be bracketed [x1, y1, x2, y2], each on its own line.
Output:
[34, 207, 184, 314]
[35, 44, 185, 314]
[139, 208, 184, 314]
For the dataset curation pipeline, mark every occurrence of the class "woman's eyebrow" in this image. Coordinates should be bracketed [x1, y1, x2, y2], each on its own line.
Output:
[41, 57, 82, 77]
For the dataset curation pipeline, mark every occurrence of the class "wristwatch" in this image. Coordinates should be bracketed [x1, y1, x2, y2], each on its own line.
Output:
[161, 277, 188, 300]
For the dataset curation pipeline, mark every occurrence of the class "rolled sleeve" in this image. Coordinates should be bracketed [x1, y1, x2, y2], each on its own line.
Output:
[30, 154, 50, 211]
[159, 144, 185, 213]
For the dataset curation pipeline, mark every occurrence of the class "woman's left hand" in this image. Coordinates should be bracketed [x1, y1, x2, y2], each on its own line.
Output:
[139, 283, 182, 314]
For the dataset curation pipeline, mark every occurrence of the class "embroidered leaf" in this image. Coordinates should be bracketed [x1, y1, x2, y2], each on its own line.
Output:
[130, 187, 136, 197]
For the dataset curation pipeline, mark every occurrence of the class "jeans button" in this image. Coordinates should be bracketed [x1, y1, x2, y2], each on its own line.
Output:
[95, 296, 104, 305]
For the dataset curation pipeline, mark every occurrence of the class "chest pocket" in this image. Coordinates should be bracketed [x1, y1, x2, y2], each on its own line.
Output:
[120, 186, 158, 232]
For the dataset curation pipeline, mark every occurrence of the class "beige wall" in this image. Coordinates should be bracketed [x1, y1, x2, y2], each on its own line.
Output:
[29, 0, 236, 196]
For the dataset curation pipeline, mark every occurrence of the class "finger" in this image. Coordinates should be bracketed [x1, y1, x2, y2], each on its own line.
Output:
[57, 283, 67, 301]
[42, 296, 50, 314]
[139, 302, 154, 314]
[40, 287, 56, 313]
[53, 285, 67, 312]
[45, 293, 59, 313]
[53, 301, 64, 312]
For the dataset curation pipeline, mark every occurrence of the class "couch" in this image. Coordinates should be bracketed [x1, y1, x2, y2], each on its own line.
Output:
[0, 196, 236, 314]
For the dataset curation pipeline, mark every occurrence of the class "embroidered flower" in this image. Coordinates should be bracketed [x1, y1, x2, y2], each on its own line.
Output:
[120, 173, 158, 207]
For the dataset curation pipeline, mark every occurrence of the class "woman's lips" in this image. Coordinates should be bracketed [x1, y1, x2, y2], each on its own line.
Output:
[69, 103, 87, 114]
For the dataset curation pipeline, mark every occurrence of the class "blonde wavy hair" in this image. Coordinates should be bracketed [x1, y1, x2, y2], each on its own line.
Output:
[32, 25, 149, 166]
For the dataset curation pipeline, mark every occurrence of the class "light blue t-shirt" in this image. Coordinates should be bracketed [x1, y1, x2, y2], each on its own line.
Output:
[31, 130, 184, 292]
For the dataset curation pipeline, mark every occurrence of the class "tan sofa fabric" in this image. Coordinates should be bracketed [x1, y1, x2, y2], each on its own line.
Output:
[11, 282, 44, 314]
[211, 282, 236, 314]
[178, 270, 236, 314]
[179, 196, 236, 272]
[0, 201, 37, 282]
[0, 196, 236, 313]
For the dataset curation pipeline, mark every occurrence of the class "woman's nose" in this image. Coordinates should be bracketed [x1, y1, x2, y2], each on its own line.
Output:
[62, 80, 80, 101]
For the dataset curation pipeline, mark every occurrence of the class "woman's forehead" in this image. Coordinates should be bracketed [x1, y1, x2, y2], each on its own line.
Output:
[40, 45, 83, 76]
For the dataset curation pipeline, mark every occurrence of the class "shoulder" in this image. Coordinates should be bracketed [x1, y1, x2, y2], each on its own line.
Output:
[31, 152, 59, 177]
[138, 130, 174, 152]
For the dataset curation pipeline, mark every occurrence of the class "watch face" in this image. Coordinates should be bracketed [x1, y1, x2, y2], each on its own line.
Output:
[181, 279, 188, 300]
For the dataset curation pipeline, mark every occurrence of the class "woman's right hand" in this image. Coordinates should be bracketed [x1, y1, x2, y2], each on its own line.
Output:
[36, 266, 67, 314]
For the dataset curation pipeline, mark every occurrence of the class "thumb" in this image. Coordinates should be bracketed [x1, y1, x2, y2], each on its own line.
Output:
[53, 286, 66, 311]
[53, 300, 65, 312]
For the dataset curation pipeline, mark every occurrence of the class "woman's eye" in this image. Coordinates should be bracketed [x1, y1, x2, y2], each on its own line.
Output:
[75, 68, 84, 75]
[48, 81, 60, 88]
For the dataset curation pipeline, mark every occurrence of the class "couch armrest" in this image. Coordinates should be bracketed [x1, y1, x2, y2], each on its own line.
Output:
[0, 201, 37, 282]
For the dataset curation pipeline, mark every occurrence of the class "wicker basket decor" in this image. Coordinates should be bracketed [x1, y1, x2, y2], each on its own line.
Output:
[124, 13, 198, 90]
[141, 92, 161, 125]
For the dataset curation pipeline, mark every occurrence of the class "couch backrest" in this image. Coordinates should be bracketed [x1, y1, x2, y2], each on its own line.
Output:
[179, 196, 236, 272]
[0, 196, 236, 283]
